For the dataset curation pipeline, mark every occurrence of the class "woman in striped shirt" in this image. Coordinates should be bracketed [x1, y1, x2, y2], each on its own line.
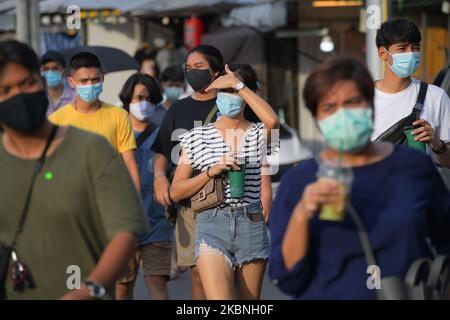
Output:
[170, 63, 279, 299]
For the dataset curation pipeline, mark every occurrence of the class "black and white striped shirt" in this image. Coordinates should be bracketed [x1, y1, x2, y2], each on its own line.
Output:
[179, 122, 278, 207]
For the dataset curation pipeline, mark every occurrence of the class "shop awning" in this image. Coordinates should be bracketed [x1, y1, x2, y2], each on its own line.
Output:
[121, 0, 257, 15]
[40, 0, 128, 13]
[39, 0, 261, 16]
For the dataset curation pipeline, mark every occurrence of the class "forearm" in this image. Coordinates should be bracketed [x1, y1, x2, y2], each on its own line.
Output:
[238, 87, 279, 130]
[122, 153, 141, 193]
[127, 163, 141, 194]
[262, 193, 272, 217]
[62, 232, 138, 299]
[261, 174, 272, 218]
[282, 206, 310, 270]
[154, 153, 169, 176]
[171, 171, 211, 202]
[87, 232, 137, 288]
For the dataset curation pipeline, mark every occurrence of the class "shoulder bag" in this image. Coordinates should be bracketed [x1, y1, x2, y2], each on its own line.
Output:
[347, 202, 449, 300]
[189, 105, 225, 213]
[375, 81, 428, 145]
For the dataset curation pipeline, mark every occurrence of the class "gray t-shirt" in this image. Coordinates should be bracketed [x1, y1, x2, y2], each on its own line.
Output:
[0, 126, 148, 299]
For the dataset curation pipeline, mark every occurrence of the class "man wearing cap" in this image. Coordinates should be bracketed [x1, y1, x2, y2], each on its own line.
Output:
[40, 50, 76, 116]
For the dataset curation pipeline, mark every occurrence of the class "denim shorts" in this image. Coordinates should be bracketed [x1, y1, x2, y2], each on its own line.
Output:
[194, 201, 270, 269]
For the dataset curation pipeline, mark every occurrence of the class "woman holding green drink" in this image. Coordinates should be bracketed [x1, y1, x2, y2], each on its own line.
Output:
[170, 63, 279, 299]
[269, 58, 450, 299]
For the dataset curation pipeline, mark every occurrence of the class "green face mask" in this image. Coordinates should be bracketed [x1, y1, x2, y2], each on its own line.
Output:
[318, 107, 373, 153]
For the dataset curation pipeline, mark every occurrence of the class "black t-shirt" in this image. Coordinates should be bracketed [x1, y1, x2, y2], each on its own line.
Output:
[151, 96, 217, 166]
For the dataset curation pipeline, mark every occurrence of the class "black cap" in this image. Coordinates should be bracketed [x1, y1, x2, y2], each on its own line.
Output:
[40, 50, 66, 68]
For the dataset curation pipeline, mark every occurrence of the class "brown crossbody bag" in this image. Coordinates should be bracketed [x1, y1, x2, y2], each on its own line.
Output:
[190, 105, 225, 213]
[190, 174, 225, 213]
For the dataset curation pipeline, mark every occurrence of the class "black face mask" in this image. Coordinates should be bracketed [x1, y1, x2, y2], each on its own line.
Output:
[0, 90, 49, 134]
[186, 69, 213, 92]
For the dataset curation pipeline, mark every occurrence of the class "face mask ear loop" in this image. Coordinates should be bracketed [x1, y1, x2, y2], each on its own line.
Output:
[383, 48, 393, 68]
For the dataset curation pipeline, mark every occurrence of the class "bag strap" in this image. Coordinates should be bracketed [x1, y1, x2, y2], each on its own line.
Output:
[426, 255, 450, 296]
[168, 106, 217, 191]
[347, 203, 385, 299]
[347, 203, 377, 267]
[136, 123, 157, 148]
[204, 105, 218, 126]
[374, 81, 428, 143]
[412, 81, 428, 118]
[347, 202, 445, 299]
[11, 125, 58, 248]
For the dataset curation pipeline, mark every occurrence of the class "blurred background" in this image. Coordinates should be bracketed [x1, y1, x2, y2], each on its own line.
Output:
[1, 0, 449, 184]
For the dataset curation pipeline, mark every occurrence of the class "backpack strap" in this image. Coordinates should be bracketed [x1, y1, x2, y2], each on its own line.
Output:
[136, 123, 157, 148]
[204, 105, 218, 126]
[11, 125, 58, 248]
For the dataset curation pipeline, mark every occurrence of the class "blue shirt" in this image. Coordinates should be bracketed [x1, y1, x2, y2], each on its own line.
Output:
[150, 103, 168, 127]
[135, 127, 173, 245]
[46, 82, 76, 116]
[269, 146, 450, 299]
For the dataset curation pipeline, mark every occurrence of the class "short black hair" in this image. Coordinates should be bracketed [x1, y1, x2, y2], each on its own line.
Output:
[188, 45, 224, 74]
[376, 18, 421, 48]
[303, 58, 374, 116]
[41, 50, 66, 68]
[0, 40, 40, 75]
[161, 65, 185, 83]
[134, 46, 160, 77]
[119, 73, 163, 110]
[134, 47, 158, 65]
[70, 51, 102, 73]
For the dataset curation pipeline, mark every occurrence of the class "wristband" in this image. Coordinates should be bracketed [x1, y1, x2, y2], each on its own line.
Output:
[432, 139, 447, 154]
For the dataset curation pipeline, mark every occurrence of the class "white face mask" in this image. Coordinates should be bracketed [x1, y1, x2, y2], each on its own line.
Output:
[129, 101, 155, 121]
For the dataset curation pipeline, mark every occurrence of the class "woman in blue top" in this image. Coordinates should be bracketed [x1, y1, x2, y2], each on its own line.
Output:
[116, 73, 174, 300]
[269, 58, 450, 299]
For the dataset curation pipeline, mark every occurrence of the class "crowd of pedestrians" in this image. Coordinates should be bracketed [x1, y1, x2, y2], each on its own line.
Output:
[0, 18, 449, 300]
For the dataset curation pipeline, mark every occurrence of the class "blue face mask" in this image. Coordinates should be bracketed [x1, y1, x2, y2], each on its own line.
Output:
[385, 50, 420, 78]
[43, 70, 63, 88]
[165, 86, 184, 102]
[318, 107, 373, 153]
[75, 83, 103, 103]
[216, 92, 244, 118]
